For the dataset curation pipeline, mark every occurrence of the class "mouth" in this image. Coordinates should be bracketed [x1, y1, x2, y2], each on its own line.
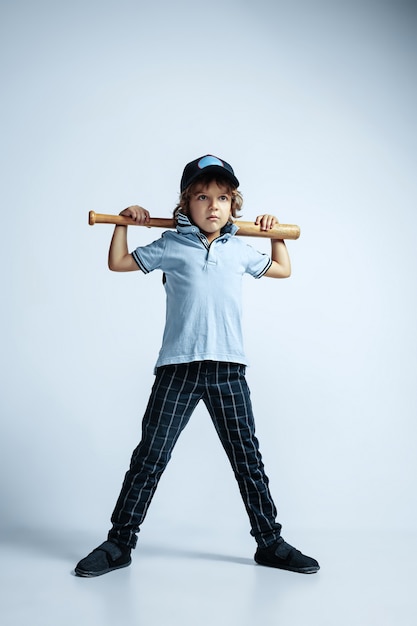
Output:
[207, 216, 219, 221]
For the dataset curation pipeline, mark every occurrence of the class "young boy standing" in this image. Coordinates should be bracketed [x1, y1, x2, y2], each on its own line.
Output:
[75, 155, 319, 577]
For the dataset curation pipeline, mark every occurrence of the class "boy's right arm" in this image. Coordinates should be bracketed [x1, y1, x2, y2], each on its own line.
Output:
[108, 206, 150, 272]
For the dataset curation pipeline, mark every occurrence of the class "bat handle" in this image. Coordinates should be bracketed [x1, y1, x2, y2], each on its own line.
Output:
[89, 211, 97, 225]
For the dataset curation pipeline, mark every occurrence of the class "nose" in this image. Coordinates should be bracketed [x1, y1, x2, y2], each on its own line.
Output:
[209, 198, 219, 211]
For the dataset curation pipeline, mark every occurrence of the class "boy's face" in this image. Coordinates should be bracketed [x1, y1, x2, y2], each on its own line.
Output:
[188, 180, 232, 243]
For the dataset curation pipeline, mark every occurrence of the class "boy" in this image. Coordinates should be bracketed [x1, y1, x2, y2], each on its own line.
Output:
[75, 155, 319, 577]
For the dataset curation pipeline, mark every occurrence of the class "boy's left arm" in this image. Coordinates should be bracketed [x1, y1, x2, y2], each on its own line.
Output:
[255, 214, 291, 279]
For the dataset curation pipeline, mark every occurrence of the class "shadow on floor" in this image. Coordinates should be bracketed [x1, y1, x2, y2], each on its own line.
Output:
[138, 542, 254, 567]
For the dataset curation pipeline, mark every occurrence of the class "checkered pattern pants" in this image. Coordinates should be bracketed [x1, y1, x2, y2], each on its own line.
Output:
[108, 361, 282, 549]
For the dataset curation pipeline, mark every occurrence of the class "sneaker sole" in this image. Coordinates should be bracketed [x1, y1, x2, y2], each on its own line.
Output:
[255, 557, 319, 574]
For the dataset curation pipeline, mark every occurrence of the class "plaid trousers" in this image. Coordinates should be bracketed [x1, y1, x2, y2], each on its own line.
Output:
[108, 361, 282, 549]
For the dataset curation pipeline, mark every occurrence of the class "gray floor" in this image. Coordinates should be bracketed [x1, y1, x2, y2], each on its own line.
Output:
[1, 527, 416, 626]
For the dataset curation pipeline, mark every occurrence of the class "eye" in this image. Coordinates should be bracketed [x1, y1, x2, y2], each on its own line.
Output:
[197, 194, 207, 201]
[219, 195, 229, 201]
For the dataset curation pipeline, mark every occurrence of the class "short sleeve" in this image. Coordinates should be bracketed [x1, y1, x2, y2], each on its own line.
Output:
[243, 243, 272, 279]
[132, 235, 167, 274]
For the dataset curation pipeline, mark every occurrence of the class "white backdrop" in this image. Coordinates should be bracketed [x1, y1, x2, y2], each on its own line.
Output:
[1, 0, 416, 545]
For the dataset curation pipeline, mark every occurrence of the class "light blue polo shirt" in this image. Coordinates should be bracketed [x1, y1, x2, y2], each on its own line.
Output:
[132, 213, 272, 370]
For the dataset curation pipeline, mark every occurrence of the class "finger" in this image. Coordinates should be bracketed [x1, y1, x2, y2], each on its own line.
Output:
[123, 205, 139, 220]
[264, 215, 277, 230]
[260, 215, 270, 230]
[139, 210, 150, 224]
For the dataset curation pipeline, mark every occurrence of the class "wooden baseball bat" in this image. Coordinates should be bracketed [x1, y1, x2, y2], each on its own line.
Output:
[88, 211, 300, 240]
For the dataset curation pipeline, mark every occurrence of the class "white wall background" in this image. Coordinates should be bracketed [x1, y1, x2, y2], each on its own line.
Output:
[1, 0, 416, 544]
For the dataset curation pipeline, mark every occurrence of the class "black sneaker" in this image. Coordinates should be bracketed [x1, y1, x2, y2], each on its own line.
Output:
[75, 540, 132, 577]
[255, 537, 320, 574]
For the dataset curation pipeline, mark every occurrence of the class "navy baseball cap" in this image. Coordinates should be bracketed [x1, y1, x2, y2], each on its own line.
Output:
[180, 155, 239, 192]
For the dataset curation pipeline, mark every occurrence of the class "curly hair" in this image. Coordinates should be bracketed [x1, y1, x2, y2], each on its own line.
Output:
[173, 173, 243, 222]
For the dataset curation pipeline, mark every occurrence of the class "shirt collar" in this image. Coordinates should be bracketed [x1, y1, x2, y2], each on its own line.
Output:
[176, 212, 239, 237]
